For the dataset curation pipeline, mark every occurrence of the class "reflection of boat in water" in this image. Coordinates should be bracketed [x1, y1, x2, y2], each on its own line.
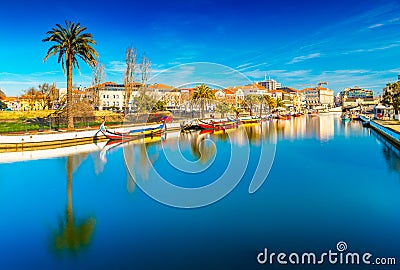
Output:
[360, 115, 370, 127]
[99, 135, 165, 162]
[275, 114, 291, 120]
[99, 121, 165, 140]
[341, 113, 351, 123]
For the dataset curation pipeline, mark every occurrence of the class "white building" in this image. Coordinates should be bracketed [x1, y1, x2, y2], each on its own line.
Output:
[303, 85, 334, 109]
[257, 75, 281, 90]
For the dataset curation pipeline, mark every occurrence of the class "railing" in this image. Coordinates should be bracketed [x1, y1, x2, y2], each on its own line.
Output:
[0, 116, 123, 134]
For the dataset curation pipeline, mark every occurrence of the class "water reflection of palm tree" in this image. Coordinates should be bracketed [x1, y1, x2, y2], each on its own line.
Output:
[190, 132, 216, 163]
[52, 155, 95, 254]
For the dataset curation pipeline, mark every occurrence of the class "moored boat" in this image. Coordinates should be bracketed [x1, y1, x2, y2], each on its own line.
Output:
[341, 113, 351, 123]
[181, 119, 201, 131]
[238, 116, 261, 124]
[99, 122, 165, 140]
[329, 106, 342, 113]
[198, 119, 237, 130]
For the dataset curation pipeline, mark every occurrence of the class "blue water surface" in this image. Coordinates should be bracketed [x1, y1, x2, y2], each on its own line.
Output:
[0, 114, 399, 270]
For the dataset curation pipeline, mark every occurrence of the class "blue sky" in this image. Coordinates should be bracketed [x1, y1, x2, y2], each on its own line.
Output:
[1, 0, 400, 96]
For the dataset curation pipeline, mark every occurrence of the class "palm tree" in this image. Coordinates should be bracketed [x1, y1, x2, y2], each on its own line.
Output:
[43, 21, 98, 130]
[192, 84, 215, 118]
[265, 95, 276, 111]
[276, 98, 285, 108]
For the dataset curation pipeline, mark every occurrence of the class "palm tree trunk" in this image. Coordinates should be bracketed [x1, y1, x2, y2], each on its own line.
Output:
[201, 99, 204, 118]
[67, 54, 74, 130]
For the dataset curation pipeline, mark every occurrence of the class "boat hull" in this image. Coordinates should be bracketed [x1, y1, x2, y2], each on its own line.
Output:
[99, 122, 164, 140]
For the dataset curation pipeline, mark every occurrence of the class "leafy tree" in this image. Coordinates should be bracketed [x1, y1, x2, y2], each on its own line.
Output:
[192, 84, 215, 118]
[244, 94, 259, 116]
[0, 100, 7, 110]
[133, 92, 156, 113]
[215, 101, 231, 118]
[152, 100, 166, 112]
[383, 82, 400, 112]
[43, 21, 98, 130]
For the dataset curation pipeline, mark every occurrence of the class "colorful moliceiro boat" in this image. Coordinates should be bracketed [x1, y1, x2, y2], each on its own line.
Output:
[198, 119, 237, 130]
[237, 116, 261, 124]
[99, 122, 165, 140]
[341, 113, 351, 123]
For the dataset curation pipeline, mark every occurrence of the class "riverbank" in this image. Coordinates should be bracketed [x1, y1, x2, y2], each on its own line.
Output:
[367, 118, 400, 147]
[0, 122, 181, 152]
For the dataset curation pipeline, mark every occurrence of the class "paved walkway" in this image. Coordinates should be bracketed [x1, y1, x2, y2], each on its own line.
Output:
[374, 120, 400, 134]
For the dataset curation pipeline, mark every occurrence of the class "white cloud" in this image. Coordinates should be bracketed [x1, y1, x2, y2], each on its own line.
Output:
[368, 23, 384, 29]
[107, 61, 125, 73]
[344, 42, 400, 54]
[235, 62, 253, 69]
[287, 53, 321, 64]
[368, 16, 400, 29]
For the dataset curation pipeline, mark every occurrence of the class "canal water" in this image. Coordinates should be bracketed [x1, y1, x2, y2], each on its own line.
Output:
[0, 114, 399, 269]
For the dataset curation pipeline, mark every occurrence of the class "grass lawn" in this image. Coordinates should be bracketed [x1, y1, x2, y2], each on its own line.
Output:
[0, 110, 124, 133]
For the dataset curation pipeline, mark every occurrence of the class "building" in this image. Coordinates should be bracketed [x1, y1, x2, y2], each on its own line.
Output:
[257, 76, 281, 90]
[87, 82, 140, 111]
[339, 86, 375, 108]
[303, 82, 334, 109]
[276, 87, 306, 109]
[3, 97, 20, 111]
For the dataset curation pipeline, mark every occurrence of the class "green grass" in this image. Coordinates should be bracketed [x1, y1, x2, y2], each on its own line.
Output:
[0, 120, 125, 134]
[0, 122, 47, 133]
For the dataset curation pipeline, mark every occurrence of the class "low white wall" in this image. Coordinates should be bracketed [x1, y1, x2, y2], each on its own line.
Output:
[370, 120, 400, 145]
[0, 122, 182, 144]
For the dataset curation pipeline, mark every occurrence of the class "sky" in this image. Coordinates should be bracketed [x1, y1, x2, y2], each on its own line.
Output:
[1, 0, 400, 96]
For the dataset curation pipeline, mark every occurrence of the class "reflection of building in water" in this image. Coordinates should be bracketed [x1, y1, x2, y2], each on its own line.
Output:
[275, 114, 335, 141]
[318, 114, 334, 141]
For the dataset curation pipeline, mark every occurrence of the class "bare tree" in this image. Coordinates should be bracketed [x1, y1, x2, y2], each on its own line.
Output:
[134, 53, 154, 113]
[0, 88, 5, 99]
[139, 53, 151, 86]
[38, 83, 51, 110]
[24, 87, 40, 110]
[124, 47, 137, 113]
[49, 83, 59, 109]
[91, 60, 105, 110]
